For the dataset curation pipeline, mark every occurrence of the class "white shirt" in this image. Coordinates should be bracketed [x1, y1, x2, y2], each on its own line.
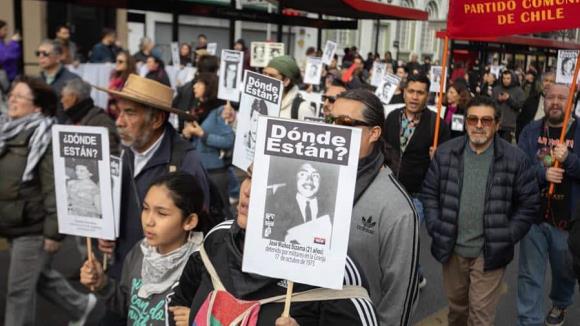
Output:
[131, 131, 165, 177]
[296, 193, 318, 223]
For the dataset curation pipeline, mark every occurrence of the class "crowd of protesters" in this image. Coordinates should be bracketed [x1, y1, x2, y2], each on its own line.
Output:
[1, 19, 580, 326]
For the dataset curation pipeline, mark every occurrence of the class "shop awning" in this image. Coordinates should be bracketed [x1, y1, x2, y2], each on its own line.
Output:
[279, 0, 428, 21]
[436, 30, 580, 50]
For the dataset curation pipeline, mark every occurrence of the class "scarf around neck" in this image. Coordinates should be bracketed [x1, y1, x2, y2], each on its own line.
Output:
[0, 112, 55, 181]
[138, 232, 203, 298]
[65, 98, 94, 124]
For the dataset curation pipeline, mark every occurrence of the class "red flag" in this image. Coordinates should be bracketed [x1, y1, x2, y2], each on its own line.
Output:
[447, 0, 580, 39]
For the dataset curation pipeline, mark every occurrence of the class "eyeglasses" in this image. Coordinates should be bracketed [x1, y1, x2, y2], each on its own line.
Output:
[35, 50, 52, 58]
[466, 115, 495, 128]
[8, 92, 34, 102]
[325, 115, 371, 127]
[322, 95, 337, 104]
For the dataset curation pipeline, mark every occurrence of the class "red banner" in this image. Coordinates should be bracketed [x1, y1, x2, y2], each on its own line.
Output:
[447, 0, 580, 39]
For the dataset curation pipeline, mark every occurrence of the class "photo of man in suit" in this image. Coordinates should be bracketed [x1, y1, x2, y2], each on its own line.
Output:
[263, 161, 336, 245]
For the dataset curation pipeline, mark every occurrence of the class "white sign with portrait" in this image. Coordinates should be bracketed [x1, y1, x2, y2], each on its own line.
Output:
[218, 50, 244, 102]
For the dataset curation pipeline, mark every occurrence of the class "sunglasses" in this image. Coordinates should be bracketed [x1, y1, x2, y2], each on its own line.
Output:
[325, 115, 371, 127]
[322, 95, 337, 104]
[35, 50, 52, 58]
[466, 115, 495, 128]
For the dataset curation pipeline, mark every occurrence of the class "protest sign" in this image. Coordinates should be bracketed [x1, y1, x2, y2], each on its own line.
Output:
[206, 43, 217, 55]
[243, 117, 361, 289]
[429, 66, 445, 93]
[52, 125, 115, 240]
[451, 114, 465, 132]
[251, 42, 285, 67]
[170, 42, 180, 67]
[383, 103, 405, 119]
[447, 0, 580, 39]
[556, 50, 579, 85]
[490, 65, 501, 79]
[303, 57, 323, 85]
[321, 40, 337, 65]
[370, 62, 386, 87]
[218, 50, 244, 102]
[232, 70, 283, 171]
[299, 91, 324, 118]
[110, 155, 122, 237]
[375, 73, 401, 105]
[428, 105, 447, 119]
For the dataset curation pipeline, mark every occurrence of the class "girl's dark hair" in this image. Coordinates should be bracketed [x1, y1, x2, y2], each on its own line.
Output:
[234, 39, 246, 51]
[147, 55, 165, 69]
[115, 50, 136, 81]
[197, 55, 219, 74]
[149, 172, 212, 234]
[13, 75, 57, 117]
[196, 72, 218, 100]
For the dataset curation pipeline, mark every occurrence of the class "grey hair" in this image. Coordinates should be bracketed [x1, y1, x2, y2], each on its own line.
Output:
[63, 79, 92, 101]
[40, 39, 64, 56]
[139, 37, 153, 51]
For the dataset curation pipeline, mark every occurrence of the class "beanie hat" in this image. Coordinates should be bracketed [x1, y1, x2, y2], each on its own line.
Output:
[266, 55, 301, 84]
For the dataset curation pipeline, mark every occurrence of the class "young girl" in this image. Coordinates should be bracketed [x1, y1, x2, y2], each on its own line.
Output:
[80, 172, 211, 326]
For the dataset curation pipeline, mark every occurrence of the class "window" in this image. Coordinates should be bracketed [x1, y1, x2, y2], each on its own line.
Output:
[399, 0, 415, 50]
[420, 1, 439, 55]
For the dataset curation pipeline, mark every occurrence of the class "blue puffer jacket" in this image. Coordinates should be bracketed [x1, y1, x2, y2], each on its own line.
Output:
[420, 136, 540, 271]
[518, 119, 580, 221]
[192, 106, 235, 170]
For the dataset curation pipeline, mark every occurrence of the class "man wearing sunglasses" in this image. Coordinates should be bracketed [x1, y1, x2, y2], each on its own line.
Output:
[421, 96, 539, 326]
[517, 83, 580, 326]
[329, 89, 420, 326]
[321, 78, 346, 118]
[37, 39, 80, 123]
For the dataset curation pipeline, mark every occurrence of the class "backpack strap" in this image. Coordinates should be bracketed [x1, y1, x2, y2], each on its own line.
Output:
[291, 95, 304, 120]
[200, 244, 226, 291]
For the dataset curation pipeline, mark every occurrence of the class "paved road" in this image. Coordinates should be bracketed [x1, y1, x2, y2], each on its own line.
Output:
[0, 226, 579, 326]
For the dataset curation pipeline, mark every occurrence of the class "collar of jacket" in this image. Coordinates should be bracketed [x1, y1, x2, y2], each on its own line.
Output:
[450, 135, 505, 161]
[41, 65, 65, 83]
[65, 98, 94, 124]
[123, 124, 190, 177]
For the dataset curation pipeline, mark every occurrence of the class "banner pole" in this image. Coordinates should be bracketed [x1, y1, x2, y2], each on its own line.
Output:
[282, 281, 294, 317]
[548, 53, 580, 196]
[432, 36, 450, 149]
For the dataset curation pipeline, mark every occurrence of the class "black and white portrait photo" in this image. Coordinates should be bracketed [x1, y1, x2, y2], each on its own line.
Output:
[244, 98, 269, 158]
[322, 40, 337, 65]
[263, 157, 338, 246]
[252, 43, 266, 67]
[561, 57, 575, 78]
[224, 61, 238, 89]
[65, 157, 101, 218]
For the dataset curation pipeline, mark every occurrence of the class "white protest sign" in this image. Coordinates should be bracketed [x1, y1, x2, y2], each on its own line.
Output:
[110, 155, 122, 238]
[370, 62, 386, 87]
[251, 42, 285, 68]
[243, 117, 361, 289]
[490, 65, 500, 79]
[556, 50, 579, 85]
[232, 70, 283, 171]
[427, 105, 447, 119]
[321, 40, 337, 65]
[451, 114, 464, 132]
[206, 43, 218, 56]
[303, 57, 323, 85]
[383, 103, 405, 119]
[218, 50, 244, 102]
[170, 42, 180, 66]
[430, 66, 445, 93]
[299, 91, 324, 118]
[375, 73, 401, 105]
[52, 125, 115, 240]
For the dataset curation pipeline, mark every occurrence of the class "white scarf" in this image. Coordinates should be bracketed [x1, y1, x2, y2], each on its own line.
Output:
[0, 112, 55, 181]
[138, 232, 203, 298]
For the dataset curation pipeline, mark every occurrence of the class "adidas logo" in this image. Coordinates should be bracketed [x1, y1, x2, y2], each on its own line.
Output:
[356, 216, 376, 234]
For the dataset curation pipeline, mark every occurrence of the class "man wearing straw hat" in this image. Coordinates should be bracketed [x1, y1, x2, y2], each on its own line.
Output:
[94, 74, 210, 324]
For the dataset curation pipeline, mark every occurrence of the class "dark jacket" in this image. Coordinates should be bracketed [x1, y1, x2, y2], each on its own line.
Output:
[169, 220, 378, 326]
[40, 65, 81, 123]
[518, 119, 580, 220]
[516, 93, 542, 141]
[172, 80, 196, 132]
[65, 98, 121, 156]
[191, 106, 234, 170]
[110, 124, 210, 280]
[420, 136, 540, 271]
[145, 69, 171, 87]
[492, 72, 525, 130]
[89, 42, 118, 63]
[383, 107, 450, 194]
[0, 128, 61, 240]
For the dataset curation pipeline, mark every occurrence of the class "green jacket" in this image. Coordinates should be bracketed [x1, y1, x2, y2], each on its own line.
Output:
[0, 127, 61, 240]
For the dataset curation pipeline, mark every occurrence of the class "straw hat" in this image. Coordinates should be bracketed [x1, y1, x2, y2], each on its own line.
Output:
[94, 74, 194, 120]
